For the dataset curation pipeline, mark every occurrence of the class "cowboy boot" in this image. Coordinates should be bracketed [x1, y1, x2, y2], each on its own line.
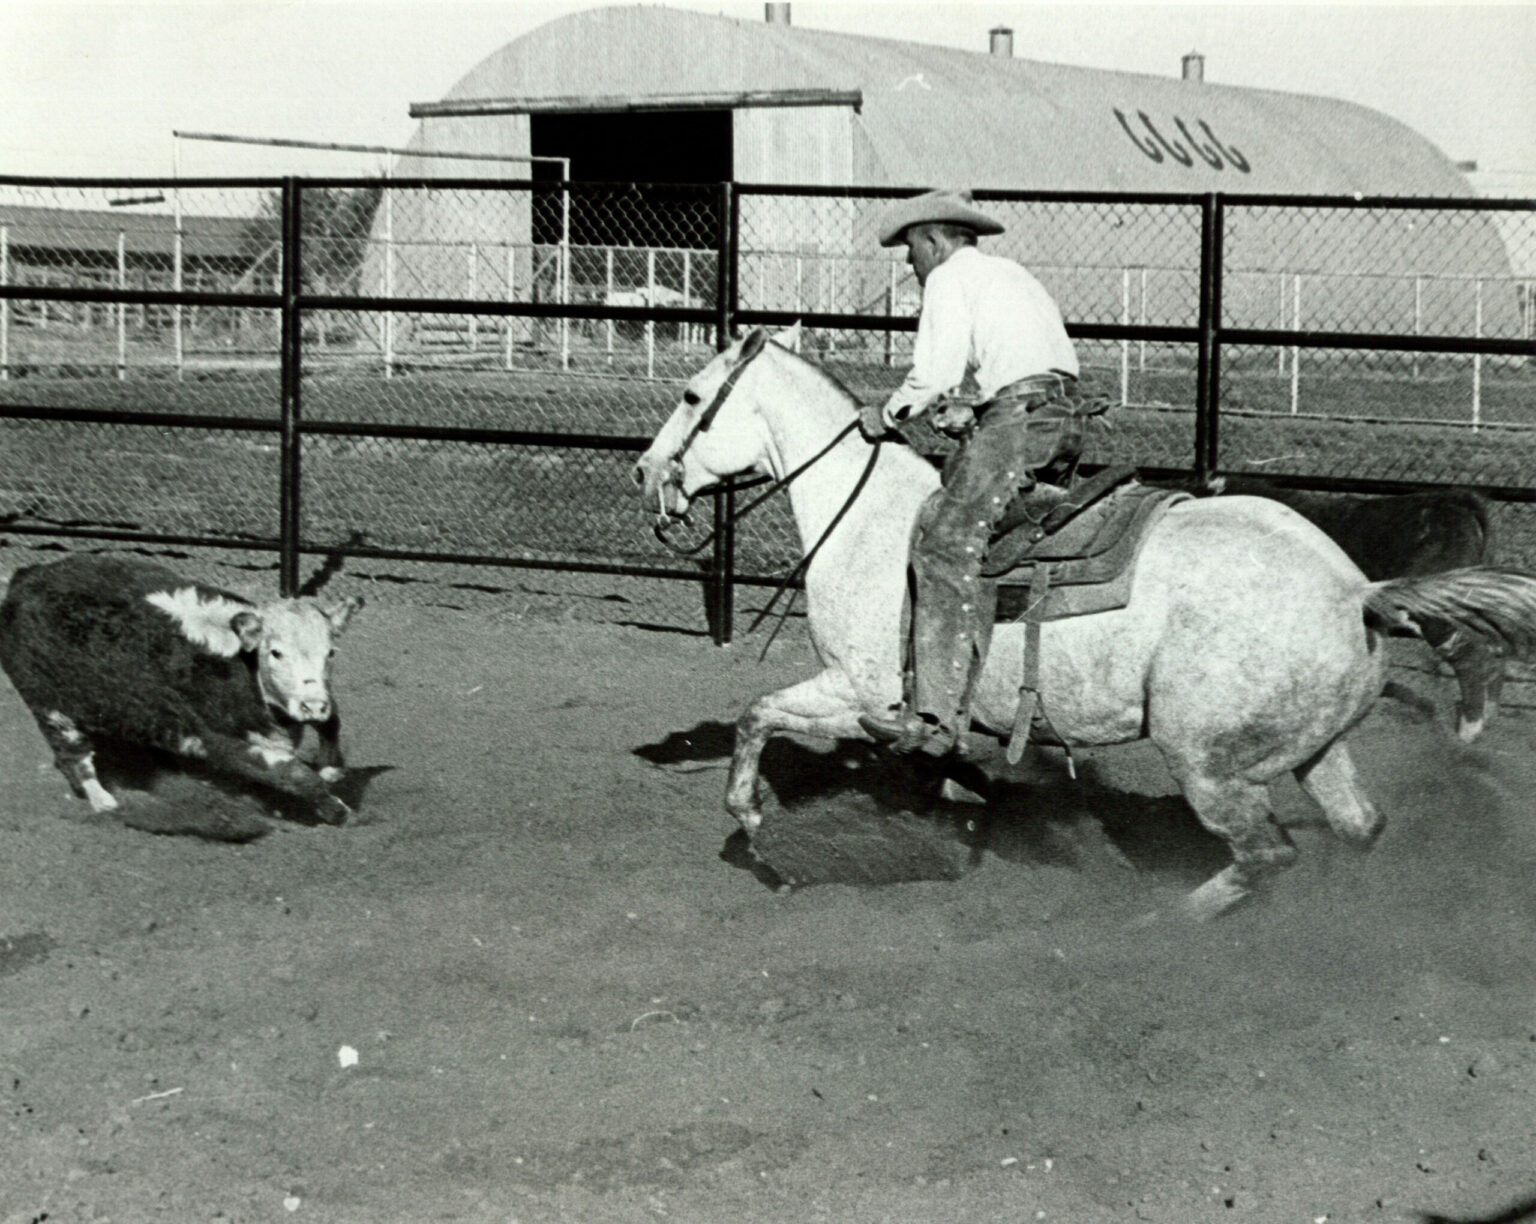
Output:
[859, 568, 976, 757]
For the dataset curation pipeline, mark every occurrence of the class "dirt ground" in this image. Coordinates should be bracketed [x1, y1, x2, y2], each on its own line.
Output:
[2, 593, 1535, 1224]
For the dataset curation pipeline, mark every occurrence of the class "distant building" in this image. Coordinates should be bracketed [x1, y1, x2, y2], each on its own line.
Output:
[367, 3, 1520, 342]
[0, 204, 259, 330]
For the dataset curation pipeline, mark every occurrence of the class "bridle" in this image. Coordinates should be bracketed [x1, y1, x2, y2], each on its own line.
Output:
[649, 332, 769, 538]
[649, 333, 883, 648]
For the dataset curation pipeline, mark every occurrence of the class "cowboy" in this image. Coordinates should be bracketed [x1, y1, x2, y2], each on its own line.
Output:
[857, 189, 1081, 757]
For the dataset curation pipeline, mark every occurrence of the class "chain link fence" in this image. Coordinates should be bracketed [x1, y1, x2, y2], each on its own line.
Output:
[0, 177, 1531, 638]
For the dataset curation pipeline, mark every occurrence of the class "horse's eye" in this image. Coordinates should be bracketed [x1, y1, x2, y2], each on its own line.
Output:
[683, 389, 701, 406]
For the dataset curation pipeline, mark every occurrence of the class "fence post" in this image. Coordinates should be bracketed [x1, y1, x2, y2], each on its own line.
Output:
[559, 169, 571, 372]
[681, 249, 692, 345]
[467, 243, 478, 351]
[1412, 275, 1422, 381]
[173, 186, 184, 382]
[885, 261, 897, 367]
[604, 248, 615, 363]
[1473, 279, 1483, 432]
[1290, 274, 1301, 415]
[504, 245, 516, 372]
[382, 173, 394, 380]
[1193, 193, 1223, 483]
[0, 225, 8, 381]
[1139, 265, 1148, 374]
[1119, 266, 1130, 406]
[707, 181, 738, 646]
[279, 178, 303, 597]
[645, 247, 656, 380]
[116, 231, 127, 382]
[1276, 272, 1286, 377]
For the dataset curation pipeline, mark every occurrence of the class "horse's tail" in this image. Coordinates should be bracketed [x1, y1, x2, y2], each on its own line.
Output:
[1364, 567, 1536, 656]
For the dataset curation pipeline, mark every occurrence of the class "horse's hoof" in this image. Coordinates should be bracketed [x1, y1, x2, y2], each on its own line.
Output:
[728, 803, 763, 835]
[1182, 869, 1252, 921]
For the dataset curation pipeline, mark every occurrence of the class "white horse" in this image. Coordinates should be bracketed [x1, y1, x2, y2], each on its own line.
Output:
[635, 325, 1536, 918]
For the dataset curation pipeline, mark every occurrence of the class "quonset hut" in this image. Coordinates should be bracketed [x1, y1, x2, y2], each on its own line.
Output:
[374, 4, 1516, 346]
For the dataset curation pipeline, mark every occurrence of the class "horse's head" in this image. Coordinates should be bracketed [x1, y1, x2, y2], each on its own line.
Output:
[633, 324, 800, 526]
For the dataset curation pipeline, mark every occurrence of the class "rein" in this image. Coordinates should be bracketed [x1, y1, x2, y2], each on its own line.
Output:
[649, 338, 883, 652]
[653, 418, 862, 558]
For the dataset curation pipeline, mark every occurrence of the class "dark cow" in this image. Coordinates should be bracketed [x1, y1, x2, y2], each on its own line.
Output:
[0, 555, 362, 823]
[1214, 475, 1502, 741]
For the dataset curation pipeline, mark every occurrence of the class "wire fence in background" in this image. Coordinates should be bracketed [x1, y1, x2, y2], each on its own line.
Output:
[0, 176, 1531, 643]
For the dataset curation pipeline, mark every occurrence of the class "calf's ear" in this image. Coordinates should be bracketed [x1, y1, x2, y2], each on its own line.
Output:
[230, 610, 264, 653]
[323, 594, 364, 636]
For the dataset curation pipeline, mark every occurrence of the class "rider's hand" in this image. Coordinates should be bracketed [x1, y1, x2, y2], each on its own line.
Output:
[858, 401, 892, 441]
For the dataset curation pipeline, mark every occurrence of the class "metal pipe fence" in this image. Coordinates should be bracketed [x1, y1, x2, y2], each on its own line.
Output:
[0, 175, 1531, 643]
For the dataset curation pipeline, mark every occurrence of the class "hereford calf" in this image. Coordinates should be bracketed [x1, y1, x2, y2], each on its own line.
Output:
[1215, 476, 1502, 741]
[0, 555, 362, 823]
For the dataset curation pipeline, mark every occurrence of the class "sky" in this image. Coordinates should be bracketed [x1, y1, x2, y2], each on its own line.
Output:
[3, 1, 1534, 187]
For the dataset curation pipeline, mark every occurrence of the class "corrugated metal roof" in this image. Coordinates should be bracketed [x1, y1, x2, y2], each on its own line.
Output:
[428, 5, 1473, 196]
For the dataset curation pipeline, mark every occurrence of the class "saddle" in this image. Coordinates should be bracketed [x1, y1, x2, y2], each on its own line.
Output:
[953, 466, 1190, 763]
[987, 466, 1188, 620]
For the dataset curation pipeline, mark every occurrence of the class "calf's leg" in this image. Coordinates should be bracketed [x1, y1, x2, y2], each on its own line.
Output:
[183, 728, 351, 825]
[1438, 632, 1504, 743]
[34, 710, 118, 813]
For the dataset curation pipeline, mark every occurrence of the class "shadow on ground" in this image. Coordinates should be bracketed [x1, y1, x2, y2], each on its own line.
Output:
[634, 720, 1229, 891]
[84, 743, 393, 841]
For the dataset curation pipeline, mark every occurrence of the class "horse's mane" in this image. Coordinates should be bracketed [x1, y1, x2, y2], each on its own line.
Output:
[771, 340, 861, 409]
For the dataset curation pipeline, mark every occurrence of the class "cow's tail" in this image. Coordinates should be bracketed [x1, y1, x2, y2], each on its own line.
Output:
[1364, 567, 1536, 657]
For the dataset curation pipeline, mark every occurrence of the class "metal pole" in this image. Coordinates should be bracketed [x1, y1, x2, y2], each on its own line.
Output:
[708, 181, 737, 646]
[1290, 274, 1301, 415]
[605, 248, 615, 362]
[681, 249, 691, 346]
[173, 178, 184, 381]
[1139, 266, 1148, 374]
[116, 231, 127, 382]
[885, 261, 896, 367]
[0, 225, 8, 381]
[504, 245, 516, 371]
[1276, 273, 1286, 377]
[382, 173, 395, 380]
[1120, 266, 1130, 406]
[279, 178, 303, 597]
[645, 247, 656, 380]
[826, 258, 837, 357]
[1193, 194, 1222, 483]
[1412, 275, 1422, 381]
[467, 243, 478, 350]
[1473, 279, 1483, 431]
[559, 165, 571, 371]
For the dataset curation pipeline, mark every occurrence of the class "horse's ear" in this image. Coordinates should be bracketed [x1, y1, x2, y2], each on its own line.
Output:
[737, 327, 768, 364]
[771, 321, 803, 352]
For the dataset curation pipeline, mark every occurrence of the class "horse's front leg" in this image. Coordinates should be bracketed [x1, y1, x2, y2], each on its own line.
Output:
[727, 667, 869, 833]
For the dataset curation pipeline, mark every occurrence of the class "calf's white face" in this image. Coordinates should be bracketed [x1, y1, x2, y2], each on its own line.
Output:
[247, 597, 363, 722]
[147, 587, 362, 723]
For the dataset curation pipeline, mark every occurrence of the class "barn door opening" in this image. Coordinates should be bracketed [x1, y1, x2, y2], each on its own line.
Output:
[531, 109, 731, 319]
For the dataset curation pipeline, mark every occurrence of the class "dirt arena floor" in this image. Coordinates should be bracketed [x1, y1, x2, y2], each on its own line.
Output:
[2, 591, 1535, 1224]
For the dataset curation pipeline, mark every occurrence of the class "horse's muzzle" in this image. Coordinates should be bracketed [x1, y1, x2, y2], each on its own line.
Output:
[633, 455, 691, 526]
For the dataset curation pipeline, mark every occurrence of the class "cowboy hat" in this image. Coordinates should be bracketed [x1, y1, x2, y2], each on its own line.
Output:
[877, 189, 1005, 247]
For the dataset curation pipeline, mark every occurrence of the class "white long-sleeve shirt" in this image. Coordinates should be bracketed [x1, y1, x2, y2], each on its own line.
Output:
[883, 245, 1079, 425]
